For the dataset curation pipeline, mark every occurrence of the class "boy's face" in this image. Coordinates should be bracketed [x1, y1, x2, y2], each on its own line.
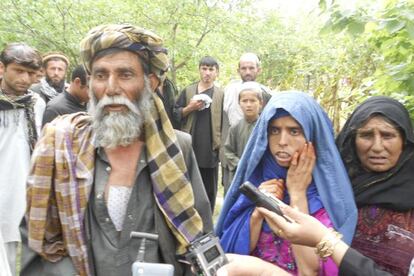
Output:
[239, 90, 262, 122]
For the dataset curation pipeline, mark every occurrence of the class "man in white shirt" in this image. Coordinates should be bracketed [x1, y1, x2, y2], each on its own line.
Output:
[0, 43, 45, 275]
[221, 53, 272, 193]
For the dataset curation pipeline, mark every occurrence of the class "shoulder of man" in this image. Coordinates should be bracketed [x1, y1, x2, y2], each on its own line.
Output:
[213, 84, 224, 94]
[45, 92, 66, 108]
[30, 82, 43, 93]
[47, 90, 65, 102]
[177, 81, 197, 96]
[179, 82, 199, 101]
[259, 84, 272, 94]
[174, 129, 192, 148]
[185, 81, 199, 91]
[43, 112, 92, 135]
[173, 129, 194, 162]
[162, 78, 178, 99]
[31, 91, 46, 109]
[224, 79, 242, 93]
[30, 83, 49, 103]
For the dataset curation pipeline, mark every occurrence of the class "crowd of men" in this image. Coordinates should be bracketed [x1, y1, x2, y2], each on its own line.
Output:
[1, 21, 414, 276]
[0, 23, 270, 275]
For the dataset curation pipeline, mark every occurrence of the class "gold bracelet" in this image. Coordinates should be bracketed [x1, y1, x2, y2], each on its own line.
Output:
[315, 228, 343, 261]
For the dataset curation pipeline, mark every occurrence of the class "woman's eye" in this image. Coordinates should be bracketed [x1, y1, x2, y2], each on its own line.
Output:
[382, 133, 395, 139]
[357, 133, 372, 139]
[270, 128, 280, 135]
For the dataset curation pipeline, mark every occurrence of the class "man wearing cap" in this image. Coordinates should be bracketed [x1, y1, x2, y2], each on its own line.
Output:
[0, 42, 44, 275]
[31, 52, 69, 103]
[42, 65, 89, 126]
[21, 24, 213, 276]
[220, 53, 272, 190]
[173, 56, 223, 213]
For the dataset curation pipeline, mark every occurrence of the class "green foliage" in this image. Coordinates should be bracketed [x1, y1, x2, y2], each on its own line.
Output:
[2, 0, 412, 126]
[320, 0, 414, 121]
[0, 0, 253, 90]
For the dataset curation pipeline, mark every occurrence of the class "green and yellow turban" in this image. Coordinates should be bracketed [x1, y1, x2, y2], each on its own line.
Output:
[80, 24, 169, 80]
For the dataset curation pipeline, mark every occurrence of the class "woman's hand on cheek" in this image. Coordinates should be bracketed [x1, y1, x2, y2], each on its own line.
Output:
[286, 142, 316, 196]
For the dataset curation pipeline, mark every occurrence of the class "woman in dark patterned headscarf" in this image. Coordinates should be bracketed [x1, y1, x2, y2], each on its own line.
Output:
[336, 96, 414, 276]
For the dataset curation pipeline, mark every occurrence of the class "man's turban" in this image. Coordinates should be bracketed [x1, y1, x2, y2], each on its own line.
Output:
[80, 24, 169, 80]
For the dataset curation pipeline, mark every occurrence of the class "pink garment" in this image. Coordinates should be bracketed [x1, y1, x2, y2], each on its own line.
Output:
[252, 208, 338, 275]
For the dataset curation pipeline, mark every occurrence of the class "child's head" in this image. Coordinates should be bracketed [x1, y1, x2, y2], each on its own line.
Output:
[238, 82, 263, 122]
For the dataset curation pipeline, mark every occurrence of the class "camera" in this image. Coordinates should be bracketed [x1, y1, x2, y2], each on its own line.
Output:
[186, 232, 228, 276]
[239, 181, 292, 222]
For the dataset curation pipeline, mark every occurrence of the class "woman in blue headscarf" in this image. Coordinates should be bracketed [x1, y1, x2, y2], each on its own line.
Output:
[216, 91, 357, 275]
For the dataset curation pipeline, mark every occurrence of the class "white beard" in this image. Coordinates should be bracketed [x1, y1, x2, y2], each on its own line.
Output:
[88, 77, 151, 148]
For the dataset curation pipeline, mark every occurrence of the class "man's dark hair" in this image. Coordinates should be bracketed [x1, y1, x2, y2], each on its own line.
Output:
[0, 43, 42, 70]
[92, 48, 150, 75]
[199, 56, 219, 70]
[71, 65, 88, 85]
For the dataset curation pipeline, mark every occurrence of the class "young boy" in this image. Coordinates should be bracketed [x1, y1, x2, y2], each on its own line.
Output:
[223, 82, 263, 195]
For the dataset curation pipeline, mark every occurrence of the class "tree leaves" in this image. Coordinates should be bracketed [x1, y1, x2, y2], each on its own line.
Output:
[381, 18, 405, 33]
[320, 0, 414, 121]
[1, 0, 413, 124]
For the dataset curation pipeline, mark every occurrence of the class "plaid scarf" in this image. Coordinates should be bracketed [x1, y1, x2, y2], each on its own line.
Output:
[0, 90, 37, 151]
[26, 95, 204, 276]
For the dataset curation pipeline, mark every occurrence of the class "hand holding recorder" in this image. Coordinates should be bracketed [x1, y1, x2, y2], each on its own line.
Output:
[239, 181, 292, 223]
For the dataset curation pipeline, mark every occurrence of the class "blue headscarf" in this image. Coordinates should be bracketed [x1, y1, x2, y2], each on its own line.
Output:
[216, 91, 357, 254]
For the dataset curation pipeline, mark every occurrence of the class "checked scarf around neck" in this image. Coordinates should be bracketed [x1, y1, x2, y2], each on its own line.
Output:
[0, 90, 38, 151]
[39, 78, 62, 101]
[26, 94, 204, 276]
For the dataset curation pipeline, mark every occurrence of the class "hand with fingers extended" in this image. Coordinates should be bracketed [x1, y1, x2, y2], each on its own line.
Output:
[251, 179, 285, 221]
[258, 205, 329, 247]
[224, 206, 392, 276]
[286, 142, 316, 197]
[249, 178, 285, 251]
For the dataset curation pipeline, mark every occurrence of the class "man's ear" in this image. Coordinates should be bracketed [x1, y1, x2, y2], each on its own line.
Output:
[149, 74, 160, 92]
[73, 77, 81, 85]
[0, 62, 5, 72]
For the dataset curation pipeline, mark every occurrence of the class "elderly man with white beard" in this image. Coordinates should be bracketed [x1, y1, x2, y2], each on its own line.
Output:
[20, 24, 213, 276]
